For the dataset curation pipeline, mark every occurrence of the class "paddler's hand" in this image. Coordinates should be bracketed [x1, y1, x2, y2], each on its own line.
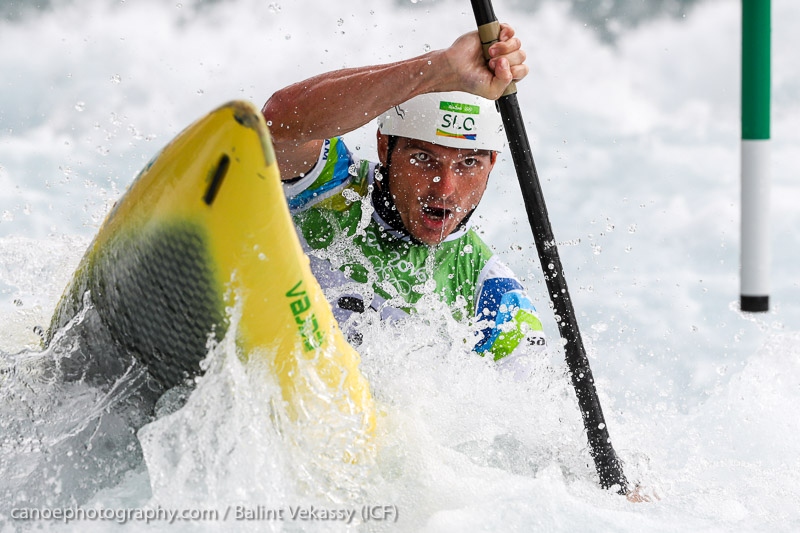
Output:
[441, 23, 528, 100]
[625, 484, 661, 503]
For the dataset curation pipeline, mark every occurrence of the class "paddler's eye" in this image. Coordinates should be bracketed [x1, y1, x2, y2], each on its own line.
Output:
[410, 152, 431, 165]
[462, 157, 479, 168]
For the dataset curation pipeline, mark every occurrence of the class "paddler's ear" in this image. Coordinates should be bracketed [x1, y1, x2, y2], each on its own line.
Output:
[377, 130, 390, 166]
[486, 150, 498, 176]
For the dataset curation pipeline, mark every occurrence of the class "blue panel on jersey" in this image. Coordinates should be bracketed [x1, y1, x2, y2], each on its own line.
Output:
[287, 139, 353, 211]
[473, 277, 537, 353]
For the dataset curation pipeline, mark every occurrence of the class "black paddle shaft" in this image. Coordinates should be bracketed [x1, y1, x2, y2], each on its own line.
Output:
[470, 0, 629, 493]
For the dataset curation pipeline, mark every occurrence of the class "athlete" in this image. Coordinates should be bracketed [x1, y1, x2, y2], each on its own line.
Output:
[262, 24, 546, 364]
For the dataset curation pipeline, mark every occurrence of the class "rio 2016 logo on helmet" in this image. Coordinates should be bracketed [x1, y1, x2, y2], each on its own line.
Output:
[379, 91, 505, 152]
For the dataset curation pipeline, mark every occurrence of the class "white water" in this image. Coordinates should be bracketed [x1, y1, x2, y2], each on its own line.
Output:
[2, 0, 799, 531]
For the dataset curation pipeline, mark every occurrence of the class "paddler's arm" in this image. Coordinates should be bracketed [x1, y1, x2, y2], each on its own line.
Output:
[262, 24, 528, 179]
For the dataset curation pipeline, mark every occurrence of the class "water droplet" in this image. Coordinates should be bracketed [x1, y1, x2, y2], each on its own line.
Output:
[110, 74, 122, 84]
[424, 44, 431, 52]
[268, 3, 281, 13]
[74, 101, 86, 112]
[628, 224, 637, 233]
[337, 18, 344, 26]
[432, 176, 441, 183]
[341, 188, 362, 203]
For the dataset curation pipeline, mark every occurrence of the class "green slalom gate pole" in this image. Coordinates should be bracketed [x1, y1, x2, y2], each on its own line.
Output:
[740, 0, 771, 313]
[469, 0, 629, 493]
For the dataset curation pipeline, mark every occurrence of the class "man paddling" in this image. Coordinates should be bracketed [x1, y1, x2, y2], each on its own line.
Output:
[262, 23, 545, 365]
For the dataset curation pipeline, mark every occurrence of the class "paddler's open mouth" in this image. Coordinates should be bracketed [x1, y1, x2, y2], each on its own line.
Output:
[422, 205, 452, 221]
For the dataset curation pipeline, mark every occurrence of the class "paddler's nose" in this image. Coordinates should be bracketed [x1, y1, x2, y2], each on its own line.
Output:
[429, 165, 459, 198]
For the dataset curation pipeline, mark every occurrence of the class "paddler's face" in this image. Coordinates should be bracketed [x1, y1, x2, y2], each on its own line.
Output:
[378, 134, 495, 246]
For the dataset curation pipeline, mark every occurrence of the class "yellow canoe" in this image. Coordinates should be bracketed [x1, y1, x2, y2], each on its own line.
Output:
[46, 100, 375, 458]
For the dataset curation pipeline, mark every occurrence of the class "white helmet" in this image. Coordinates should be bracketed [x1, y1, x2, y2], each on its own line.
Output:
[378, 91, 505, 152]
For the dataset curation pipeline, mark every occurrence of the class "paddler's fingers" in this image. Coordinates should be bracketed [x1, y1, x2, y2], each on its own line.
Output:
[487, 24, 529, 82]
[488, 54, 529, 83]
[487, 57, 513, 91]
[487, 23, 522, 58]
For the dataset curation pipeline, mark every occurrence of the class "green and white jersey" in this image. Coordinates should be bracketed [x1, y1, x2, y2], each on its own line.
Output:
[283, 137, 545, 359]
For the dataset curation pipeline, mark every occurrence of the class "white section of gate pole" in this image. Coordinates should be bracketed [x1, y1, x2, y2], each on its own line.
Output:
[740, 139, 770, 312]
